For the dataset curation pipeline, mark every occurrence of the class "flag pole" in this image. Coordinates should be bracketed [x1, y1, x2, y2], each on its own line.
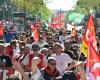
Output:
[77, 48, 86, 80]
[86, 41, 90, 80]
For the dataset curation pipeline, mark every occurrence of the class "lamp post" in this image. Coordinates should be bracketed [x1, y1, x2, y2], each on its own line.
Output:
[3, 0, 10, 20]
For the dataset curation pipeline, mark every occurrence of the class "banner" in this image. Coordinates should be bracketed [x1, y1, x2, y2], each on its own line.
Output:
[68, 13, 85, 24]
[50, 12, 64, 29]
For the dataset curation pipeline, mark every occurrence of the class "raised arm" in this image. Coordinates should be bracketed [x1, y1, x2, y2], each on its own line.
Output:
[12, 59, 30, 80]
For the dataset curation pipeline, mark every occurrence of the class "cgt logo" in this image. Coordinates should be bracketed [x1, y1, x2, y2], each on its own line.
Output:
[86, 29, 97, 51]
[91, 62, 100, 80]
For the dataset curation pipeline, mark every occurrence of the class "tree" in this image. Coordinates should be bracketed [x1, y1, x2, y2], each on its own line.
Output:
[65, 10, 75, 24]
[11, 0, 51, 20]
[65, 0, 100, 23]
[75, 0, 100, 15]
[0, 0, 6, 5]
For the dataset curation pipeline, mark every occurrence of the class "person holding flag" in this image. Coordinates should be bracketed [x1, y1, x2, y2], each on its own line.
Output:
[80, 15, 100, 80]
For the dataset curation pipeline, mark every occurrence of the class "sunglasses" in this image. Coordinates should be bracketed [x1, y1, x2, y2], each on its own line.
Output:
[50, 63, 56, 66]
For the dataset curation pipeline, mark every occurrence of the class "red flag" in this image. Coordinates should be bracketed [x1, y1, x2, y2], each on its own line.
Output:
[0, 21, 3, 36]
[31, 24, 39, 42]
[50, 13, 64, 29]
[71, 26, 77, 37]
[80, 15, 98, 56]
[86, 15, 98, 53]
[86, 42, 100, 80]
[58, 12, 64, 28]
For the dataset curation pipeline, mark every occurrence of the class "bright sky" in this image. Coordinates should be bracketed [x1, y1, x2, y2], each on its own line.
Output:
[47, 0, 78, 11]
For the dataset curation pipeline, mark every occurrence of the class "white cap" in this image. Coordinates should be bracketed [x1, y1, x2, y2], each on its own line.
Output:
[48, 57, 56, 61]
[0, 43, 4, 46]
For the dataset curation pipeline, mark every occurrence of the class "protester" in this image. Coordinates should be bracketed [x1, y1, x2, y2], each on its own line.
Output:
[26, 36, 34, 44]
[37, 36, 47, 48]
[20, 43, 47, 73]
[19, 41, 26, 48]
[14, 41, 26, 61]
[12, 57, 44, 80]
[43, 44, 49, 49]
[19, 46, 31, 71]
[58, 31, 66, 44]
[64, 41, 74, 59]
[6, 40, 17, 57]
[51, 43, 76, 74]
[41, 57, 60, 80]
[19, 35, 26, 42]
[4, 27, 17, 43]
[0, 40, 12, 68]
[70, 43, 79, 60]
[47, 47, 54, 58]
[31, 43, 47, 69]
[40, 48, 48, 57]
[19, 46, 30, 62]
[12, 46, 31, 80]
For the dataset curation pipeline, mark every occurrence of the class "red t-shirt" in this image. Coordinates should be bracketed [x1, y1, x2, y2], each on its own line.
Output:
[21, 52, 46, 72]
[6, 45, 13, 58]
[29, 53, 45, 69]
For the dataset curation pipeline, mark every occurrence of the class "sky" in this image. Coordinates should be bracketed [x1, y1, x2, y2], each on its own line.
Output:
[47, 0, 78, 11]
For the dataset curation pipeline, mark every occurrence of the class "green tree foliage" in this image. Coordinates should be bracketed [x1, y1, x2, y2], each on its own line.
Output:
[65, 0, 100, 24]
[11, 0, 51, 20]
[0, 0, 6, 5]
[75, 0, 100, 14]
[65, 10, 75, 23]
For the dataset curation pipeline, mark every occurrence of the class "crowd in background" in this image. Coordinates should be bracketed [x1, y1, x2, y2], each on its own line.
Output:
[0, 21, 99, 80]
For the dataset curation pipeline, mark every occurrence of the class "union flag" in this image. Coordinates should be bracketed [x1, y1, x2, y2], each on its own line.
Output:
[86, 42, 100, 80]
[80, 15, 98, 56]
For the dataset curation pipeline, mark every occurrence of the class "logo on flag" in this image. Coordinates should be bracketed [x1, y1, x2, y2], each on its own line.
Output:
[80, 15, 98, 56]
[86, 41, 100, 80]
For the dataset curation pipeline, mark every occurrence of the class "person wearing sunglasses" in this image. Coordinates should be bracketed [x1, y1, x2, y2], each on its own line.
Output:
[20, 43, 47, 72]
[41, 57, 60, 80]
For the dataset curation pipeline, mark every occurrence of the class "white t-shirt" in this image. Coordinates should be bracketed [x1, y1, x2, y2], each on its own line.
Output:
[59, 36, 65, 44]
[22, 54, 29, 65]
[51, 53, 73, 74]
[30, 69, 44, 80]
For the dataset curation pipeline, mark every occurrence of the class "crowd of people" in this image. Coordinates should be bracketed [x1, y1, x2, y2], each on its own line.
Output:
[0, 22, 99, 80]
